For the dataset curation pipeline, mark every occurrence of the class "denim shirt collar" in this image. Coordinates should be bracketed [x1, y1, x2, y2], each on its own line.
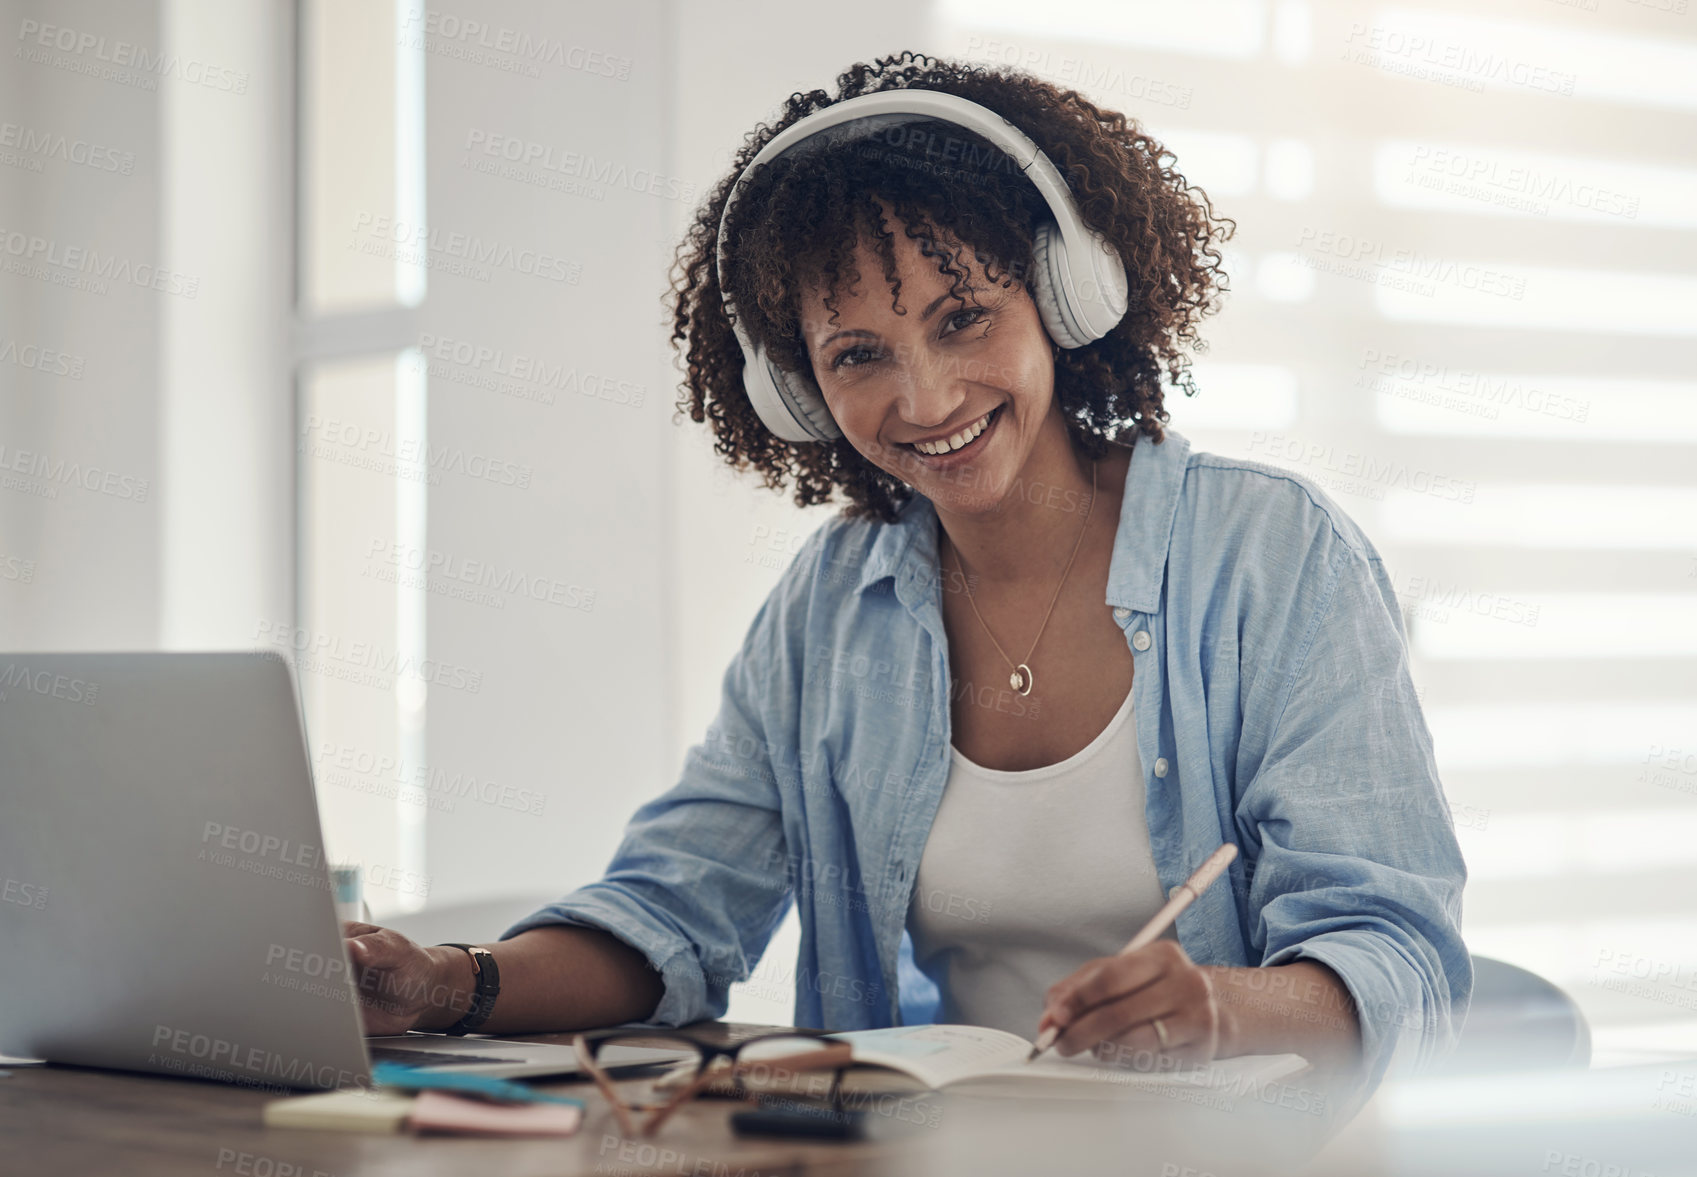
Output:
[853, 429, 1193, 616]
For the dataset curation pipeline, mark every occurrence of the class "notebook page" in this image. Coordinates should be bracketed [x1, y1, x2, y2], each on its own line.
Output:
[980, 1050, 1310, 1089]
[828, 1025, 1035, 1089]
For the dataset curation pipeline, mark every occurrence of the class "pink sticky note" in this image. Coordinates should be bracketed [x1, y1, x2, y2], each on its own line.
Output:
[407, 1090, 583, 1137]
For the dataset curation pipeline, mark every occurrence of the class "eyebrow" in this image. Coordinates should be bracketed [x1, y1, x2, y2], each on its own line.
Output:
[817, 288, 975, 350]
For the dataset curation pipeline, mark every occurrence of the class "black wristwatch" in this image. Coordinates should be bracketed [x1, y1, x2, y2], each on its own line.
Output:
[438, 943, 500, 1036]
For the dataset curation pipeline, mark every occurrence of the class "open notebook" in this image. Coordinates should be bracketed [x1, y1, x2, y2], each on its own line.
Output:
[683, 1024, 1309, 1100]
[825, 1025, 1310, 1094]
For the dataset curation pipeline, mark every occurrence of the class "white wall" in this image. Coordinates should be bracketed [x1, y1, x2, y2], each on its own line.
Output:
[1, 0, 167, 645]
[158, 0, 294, 647]
[0, 0, 291, 647]
[409, 0, 678, 910]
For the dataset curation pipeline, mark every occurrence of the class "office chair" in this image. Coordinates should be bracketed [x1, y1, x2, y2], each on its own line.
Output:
[1431, 954, 1592, 1074]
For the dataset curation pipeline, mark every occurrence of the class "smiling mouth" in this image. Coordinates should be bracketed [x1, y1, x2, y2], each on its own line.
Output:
[905, 406, 1001, 457]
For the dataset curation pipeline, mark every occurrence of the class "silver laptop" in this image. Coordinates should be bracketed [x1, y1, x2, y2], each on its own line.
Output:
[0, 651, 690, 1090]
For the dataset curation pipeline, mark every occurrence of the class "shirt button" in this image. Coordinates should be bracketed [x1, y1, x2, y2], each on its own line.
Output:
[1154, 758, 1169, 777]
[1132, 630, 1152, 651]
[1113, 607, 1130, 622]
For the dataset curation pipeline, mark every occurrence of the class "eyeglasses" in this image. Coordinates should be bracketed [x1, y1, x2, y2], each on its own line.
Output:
[572, 1028, 854, 1138]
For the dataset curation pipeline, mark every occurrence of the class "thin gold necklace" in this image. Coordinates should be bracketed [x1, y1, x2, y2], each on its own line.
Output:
[945, 461, 1097, 697]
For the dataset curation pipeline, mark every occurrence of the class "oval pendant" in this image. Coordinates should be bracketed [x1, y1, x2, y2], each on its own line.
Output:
[1010, 664, 1033, 696]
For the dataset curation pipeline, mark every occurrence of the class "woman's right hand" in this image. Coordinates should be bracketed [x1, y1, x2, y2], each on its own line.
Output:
[341, 921, 477, 1035]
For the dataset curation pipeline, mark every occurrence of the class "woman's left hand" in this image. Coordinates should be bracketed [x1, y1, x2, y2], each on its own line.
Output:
[1038, 940, 1225, 1069]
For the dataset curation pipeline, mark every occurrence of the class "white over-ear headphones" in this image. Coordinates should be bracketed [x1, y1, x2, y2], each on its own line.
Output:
[714, 89, 1132, 444]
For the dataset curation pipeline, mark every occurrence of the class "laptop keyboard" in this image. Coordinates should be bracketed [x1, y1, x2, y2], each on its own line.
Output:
[368, 1046, 524, 1068]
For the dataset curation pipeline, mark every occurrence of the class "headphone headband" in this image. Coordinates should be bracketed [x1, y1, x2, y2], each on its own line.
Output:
[715, 89, 1130, 443]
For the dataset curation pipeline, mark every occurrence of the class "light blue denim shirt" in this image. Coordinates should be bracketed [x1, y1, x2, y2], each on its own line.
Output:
[505, 429, 1471, 1103]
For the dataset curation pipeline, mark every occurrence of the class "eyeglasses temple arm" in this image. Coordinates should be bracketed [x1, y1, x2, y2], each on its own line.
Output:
[641, 1057, 731, 1136]
[574, 1034, 639, 1139]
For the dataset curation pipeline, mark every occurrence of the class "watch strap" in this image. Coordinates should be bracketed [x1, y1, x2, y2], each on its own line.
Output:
[438, 942, 500, 1036]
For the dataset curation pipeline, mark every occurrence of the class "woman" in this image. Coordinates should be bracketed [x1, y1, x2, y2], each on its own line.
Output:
[342, 52, 1469, 1111]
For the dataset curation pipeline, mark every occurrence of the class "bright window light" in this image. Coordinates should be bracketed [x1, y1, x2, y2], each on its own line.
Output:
[1374, 140, 1697, 230]
[1256, 251, 1317, 301]
[1161, 130, 1259, 196]
[1375, 264, 1697, 339]
[938, 0, 1269, 59]
[1410, 594, 1697, 661]
[1377, 376, 1697, 442]
[1271, 0, 1312, 65]
[1423, 700, 1696, 770]
[1369, 6, 1697, 112]
[1263, 138, 1314, 200]
[1460, 809, 1697, 882]
[1169, 362, 1300, 429]
[1465, 917, 1697, 982]
[1382, 486, 1697, 551]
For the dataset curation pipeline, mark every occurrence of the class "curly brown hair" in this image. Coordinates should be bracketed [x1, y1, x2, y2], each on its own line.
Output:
[667, 50, 1235, 524]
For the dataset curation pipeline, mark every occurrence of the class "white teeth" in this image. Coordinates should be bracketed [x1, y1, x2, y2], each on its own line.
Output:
[914, 409, 994, 456]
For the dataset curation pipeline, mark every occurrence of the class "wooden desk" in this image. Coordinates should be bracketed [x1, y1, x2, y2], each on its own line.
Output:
[0, 1023, 1348, 1177]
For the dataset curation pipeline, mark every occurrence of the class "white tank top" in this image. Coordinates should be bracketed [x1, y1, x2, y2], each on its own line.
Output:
[905, 684, 1173, 1038]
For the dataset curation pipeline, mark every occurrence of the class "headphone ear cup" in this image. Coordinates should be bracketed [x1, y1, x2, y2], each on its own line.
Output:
[773, 364, 842, 441]
[1028, 220, 1088, 349]
[732, 308, 843, 441]
[743, 341, 843, 442]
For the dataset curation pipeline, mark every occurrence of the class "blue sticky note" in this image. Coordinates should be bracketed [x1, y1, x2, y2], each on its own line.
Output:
[370, 1061, 585, 1108]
